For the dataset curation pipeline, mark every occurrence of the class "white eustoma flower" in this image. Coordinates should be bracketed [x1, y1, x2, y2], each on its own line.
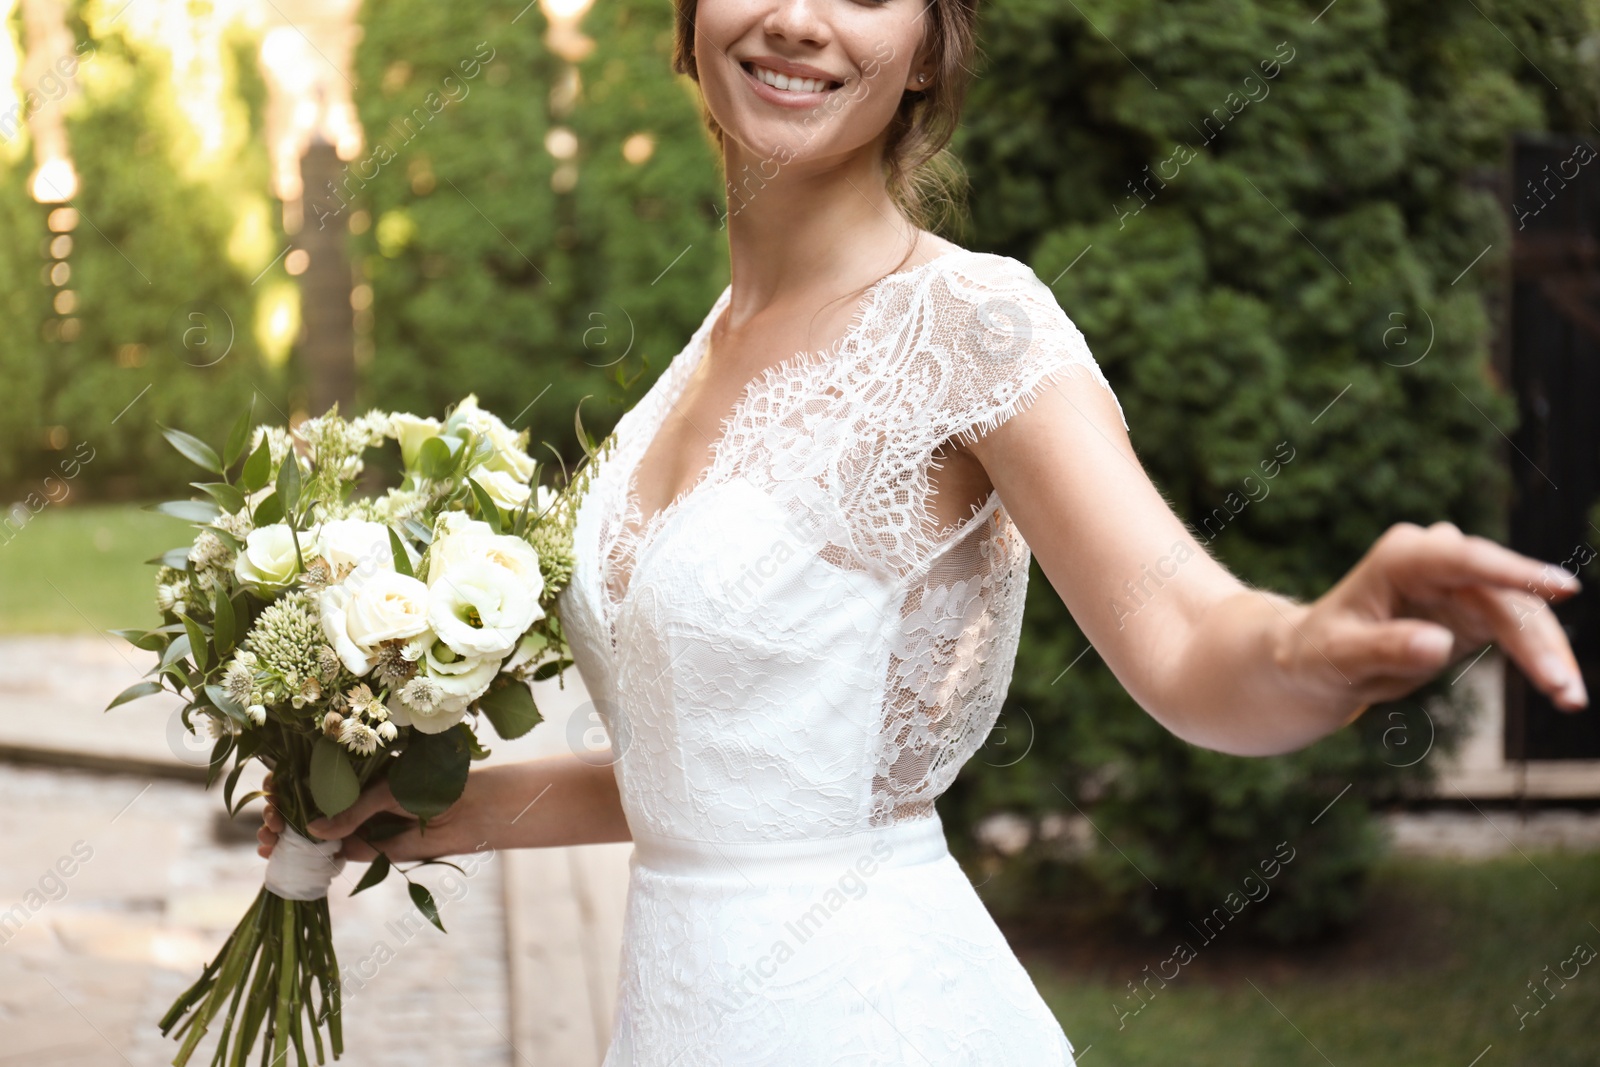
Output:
[427, 560, 538, 659]
[319, 571, 431, 676]
[234, 524, 303, 594]
[468, 465, 532, 512]
[387, 642, 499, 733]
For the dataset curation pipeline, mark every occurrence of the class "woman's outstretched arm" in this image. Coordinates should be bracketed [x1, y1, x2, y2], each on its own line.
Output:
[968, 373, 1586, 757]
[258, 751, 632, 862]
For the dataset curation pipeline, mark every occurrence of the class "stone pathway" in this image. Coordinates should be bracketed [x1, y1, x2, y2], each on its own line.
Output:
[0, 636, 629, 1067]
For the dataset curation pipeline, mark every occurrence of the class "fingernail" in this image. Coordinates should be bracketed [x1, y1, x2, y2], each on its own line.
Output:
[1409, 628, 1453, 660]
[1536, 652, 1574, 690]
[1560, 674, 1588, 708]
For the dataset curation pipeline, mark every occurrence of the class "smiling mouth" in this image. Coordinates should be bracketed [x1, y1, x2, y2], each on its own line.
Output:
[741, 61, 844, 94]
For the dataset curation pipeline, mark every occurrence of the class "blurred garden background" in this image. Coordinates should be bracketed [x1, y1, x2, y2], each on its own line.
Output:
[3, 0, 1600, 1063]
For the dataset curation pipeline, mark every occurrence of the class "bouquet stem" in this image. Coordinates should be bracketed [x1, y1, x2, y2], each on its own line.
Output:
[160, 887, 342, 1066]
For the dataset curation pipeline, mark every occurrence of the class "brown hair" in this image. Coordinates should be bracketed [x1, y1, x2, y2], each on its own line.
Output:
[670, 0, 979, 238]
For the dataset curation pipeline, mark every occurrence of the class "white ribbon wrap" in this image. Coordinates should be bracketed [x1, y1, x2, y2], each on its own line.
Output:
[264, 825, 346, 901]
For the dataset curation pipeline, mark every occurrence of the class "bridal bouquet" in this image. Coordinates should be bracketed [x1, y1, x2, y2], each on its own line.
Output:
[108, 396, 586, 1066]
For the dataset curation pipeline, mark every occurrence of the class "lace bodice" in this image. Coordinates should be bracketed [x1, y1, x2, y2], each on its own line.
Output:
[560, 246, 1125, 842]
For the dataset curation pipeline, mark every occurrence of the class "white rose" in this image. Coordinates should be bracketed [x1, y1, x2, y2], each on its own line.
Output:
[390, 413, 443, 469]
[234, 524, 303, 593]
[469, 465, 532, 513]
[452, 395, 535, 480]
[314, 519, 392, 571]
[320, 570, 432, 675]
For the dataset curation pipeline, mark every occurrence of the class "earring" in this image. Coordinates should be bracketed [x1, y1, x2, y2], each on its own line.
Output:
[917, 73, 929, 84]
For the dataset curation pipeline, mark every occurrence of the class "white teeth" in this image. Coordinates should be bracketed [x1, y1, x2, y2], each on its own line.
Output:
[750, 64, 834, 94]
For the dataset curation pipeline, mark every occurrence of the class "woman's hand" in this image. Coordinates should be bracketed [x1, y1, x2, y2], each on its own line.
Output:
[258, 754, 630, 863]
[258, 769, 494, 864]
[1288, 521, 1586, 716]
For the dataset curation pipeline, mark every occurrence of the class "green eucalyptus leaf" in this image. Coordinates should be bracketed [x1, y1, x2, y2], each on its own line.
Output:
[193, 481, 247, 514]
[408, 881, 446, 933]
[206, 733, 234, 788]
[388, 724, 471, 825]
[160, 632, 193, 670]
[148, 499, 222, 524]
[110, 628, 165, 652]
[106, 680, 164, 710]
[466, 477, 503, 534]
[161, 426, 222, 474]
[179, 614, 210, 674]
[213, 590, 236, 656]
[403, 518, 433, 545]
[417, 434, 465, 480]
[309, 737, 360, 817]
[477, 678, 542, 740]
[224, 405, 255, 469]
[276, 454, 302, 515]
[146, 547, 194, 569]
[240, 435, 272, 492]
[351, 853, 392, 896]
[388, 527, 414, 578]
[253, 491, 283, 527]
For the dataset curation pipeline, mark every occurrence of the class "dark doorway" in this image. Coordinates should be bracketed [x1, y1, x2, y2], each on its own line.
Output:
[1503, 131, 1600, 760]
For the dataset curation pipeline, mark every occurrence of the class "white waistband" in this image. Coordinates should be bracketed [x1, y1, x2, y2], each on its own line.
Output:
[629, 816, 949, 881]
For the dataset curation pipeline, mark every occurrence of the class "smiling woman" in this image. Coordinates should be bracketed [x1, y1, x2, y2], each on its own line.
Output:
[262, 0, 1591, 1064]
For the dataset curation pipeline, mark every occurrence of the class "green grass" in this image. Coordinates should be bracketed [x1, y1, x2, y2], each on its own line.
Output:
[0, 502, 187, 634]
[1026, 852, 1600, 1066]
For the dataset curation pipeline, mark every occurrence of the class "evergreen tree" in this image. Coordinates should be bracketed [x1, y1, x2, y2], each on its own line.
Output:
[944, 0, 1600, 939]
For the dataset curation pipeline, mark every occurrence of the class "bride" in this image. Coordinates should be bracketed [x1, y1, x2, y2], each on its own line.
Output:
[260, 0, 1587, 1061]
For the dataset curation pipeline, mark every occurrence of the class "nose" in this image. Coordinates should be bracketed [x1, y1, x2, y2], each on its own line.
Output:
[761, 0, 830, 49]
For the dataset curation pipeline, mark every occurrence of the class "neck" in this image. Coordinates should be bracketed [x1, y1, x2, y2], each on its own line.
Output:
[718, 135, 920, 326]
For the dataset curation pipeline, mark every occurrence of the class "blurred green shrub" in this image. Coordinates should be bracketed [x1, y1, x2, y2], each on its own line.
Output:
[349, 0, 727, 453]
[941, 0, 1599, 942]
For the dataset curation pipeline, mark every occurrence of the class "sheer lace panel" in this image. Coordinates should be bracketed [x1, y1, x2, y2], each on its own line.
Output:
[576, 247, 1123, 826]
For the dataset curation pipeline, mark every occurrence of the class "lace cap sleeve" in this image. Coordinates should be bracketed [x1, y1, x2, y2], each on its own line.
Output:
[930, 253, 1127, 447]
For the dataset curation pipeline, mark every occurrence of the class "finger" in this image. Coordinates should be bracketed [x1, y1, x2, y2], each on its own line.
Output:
[343, 822, 428, 864]
[1389, 524, 1581, 601]
[1472, 585, 1588, 711]
[340, 837, 379, 863]
[306, 781, 404, 841]
[263, 805, 284, 832]
[257, 825, 279, 848]
[258, 843, 273, 859]
[1325, 615, 1457, 693]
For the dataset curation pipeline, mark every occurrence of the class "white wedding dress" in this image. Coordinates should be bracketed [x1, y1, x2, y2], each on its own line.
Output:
[559, 246, 1126, 1066]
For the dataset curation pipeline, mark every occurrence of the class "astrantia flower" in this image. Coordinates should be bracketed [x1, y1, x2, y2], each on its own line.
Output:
[223, 654, 257, 707]
[399, 675, 442, 713]
[372, 638, 421, 690]
[388, 642, 497, 734]
[338, 718, 381, 756]
[188, 529, 233, 572]
[246, 704, 267, 726]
